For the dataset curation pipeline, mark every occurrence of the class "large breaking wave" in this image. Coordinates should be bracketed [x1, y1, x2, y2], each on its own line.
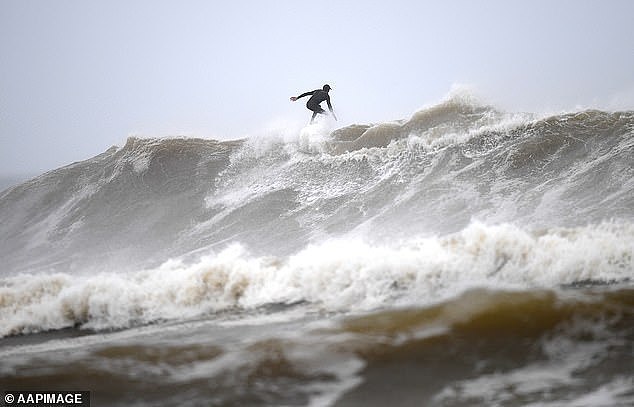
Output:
[1, 91, 633, 336]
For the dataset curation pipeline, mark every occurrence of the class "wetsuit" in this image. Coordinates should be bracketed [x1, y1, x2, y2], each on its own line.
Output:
[295, 89, 334, 122]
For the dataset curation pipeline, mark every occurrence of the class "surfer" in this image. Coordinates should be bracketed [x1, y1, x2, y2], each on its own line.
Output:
[290, 84, 337, 123]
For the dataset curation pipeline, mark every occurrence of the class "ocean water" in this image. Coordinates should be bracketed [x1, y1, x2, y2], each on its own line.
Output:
[1, 92, 633, 406]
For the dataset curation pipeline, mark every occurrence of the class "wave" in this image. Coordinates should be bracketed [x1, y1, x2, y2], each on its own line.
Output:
[4, 93, 632, 276]
[0, 91, 633, 338]
[2, 285, 631, 406]
[0, 137, 243, 274]
[337, 285, 634, 406]
[1, 221, 632, 337]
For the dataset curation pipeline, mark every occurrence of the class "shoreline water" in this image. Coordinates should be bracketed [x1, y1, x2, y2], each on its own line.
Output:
[1, 284, 632, 406]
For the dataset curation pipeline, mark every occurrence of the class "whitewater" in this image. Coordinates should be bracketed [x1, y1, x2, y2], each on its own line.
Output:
[1, 92, 633, 406]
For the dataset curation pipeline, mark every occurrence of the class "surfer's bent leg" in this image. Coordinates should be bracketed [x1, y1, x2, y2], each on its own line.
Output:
[307, 103, 325, 123]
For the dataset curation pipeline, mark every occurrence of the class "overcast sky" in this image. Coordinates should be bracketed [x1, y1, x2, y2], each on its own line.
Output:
[1, 0, 633, 175]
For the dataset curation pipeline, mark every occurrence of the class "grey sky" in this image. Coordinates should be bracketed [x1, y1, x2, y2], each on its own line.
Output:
[1, 0, 633, 175]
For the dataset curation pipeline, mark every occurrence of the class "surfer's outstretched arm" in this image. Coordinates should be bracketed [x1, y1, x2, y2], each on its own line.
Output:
[290, 90, 314, 101]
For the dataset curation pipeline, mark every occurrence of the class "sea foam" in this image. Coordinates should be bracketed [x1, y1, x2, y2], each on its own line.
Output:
[1, 221, 631, 337]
